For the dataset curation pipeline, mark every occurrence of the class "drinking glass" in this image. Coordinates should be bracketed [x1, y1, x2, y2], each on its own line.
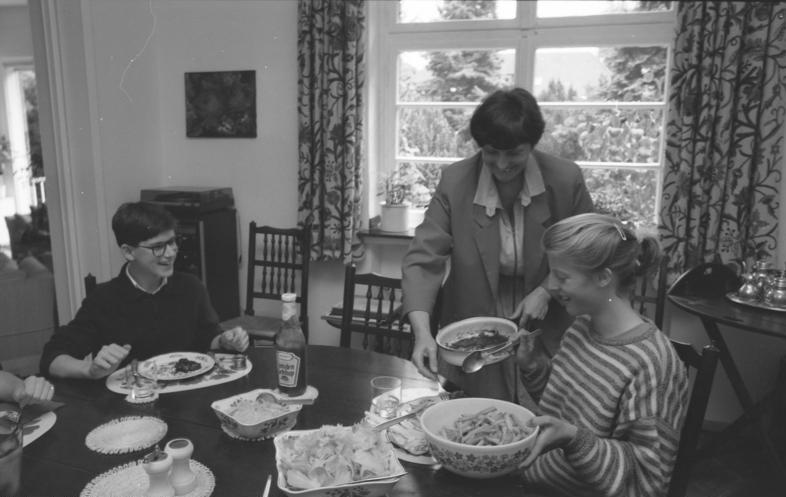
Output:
[370, 376, 401, 419]
[0, 414, 22, 497]
[131, 364, 158, 401]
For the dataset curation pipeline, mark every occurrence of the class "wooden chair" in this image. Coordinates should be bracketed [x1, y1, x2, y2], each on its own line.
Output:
[220, 223, 311, 345]
[630, 255, 670, 329]
[667, 261, 741, 299]
[339, 263, 412, 358]
[667, 339, 720, 497]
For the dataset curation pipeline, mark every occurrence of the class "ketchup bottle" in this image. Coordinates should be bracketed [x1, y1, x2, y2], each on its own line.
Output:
[275, 293, 308, 396]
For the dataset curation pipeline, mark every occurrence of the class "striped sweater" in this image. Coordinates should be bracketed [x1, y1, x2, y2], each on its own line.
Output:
[521, 316, 688, 497]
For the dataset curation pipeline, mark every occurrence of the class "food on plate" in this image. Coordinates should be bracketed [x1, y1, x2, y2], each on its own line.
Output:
[277, 424, 399, 490]
[442, 406, 534, 446]
[173, 357, 203, 373]
[228, 397, 289, 425]
[385, 396, 440, 456]
[445, 328, 508, 351]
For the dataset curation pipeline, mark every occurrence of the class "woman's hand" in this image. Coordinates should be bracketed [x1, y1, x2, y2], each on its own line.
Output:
[509, 287, 551, 328]
[519, 415, 578, 468]
[408, 311, 439, 380]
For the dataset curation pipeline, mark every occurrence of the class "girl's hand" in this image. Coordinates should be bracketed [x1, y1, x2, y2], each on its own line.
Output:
[519, 415, 578, 468]
[515, 328, 543, 373]
[85, 343, 132, 379]
[509, 287, 551, 328]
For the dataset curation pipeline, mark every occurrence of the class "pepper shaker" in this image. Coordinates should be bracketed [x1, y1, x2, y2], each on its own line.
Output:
[165, 438, 197, 495]
[142, 445, 175, 497]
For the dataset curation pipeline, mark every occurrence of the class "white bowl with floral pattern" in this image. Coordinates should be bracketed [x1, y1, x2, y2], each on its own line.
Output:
[211, 389, 301, 440]
[420, 397, 538, 479]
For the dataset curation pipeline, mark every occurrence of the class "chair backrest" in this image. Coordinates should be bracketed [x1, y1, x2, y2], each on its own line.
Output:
[667, 262, 741, 299]
[630, 254, 670, 329]
[667, 339, 720, 497]
[245, 223, 311, 339]
[339, 263, 412, 358]
[84, 273, 97, 296]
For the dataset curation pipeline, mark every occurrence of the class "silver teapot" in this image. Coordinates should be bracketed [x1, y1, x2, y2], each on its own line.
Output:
[764, 271, 786, 308]
[751, 259, 774, 299]
[737, 271, 760, 301]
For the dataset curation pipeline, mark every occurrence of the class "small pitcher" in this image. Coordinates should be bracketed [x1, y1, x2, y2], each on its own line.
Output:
[752, 260, 774, 300]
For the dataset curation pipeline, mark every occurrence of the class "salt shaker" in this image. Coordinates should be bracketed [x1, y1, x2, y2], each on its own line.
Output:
[142, 446, 175, 497]
[164, 438, 197, 495]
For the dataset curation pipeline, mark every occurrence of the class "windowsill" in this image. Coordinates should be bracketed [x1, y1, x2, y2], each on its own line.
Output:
[357, 228, 414, 246]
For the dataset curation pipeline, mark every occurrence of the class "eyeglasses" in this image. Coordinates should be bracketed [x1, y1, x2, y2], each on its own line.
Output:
[136, 237, 178, 257]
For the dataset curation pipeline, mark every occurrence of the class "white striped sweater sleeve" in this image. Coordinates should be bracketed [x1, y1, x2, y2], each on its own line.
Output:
[522, 317, 689, 497]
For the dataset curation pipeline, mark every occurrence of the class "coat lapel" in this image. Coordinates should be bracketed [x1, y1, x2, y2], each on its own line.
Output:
[523, 192, 552, 292]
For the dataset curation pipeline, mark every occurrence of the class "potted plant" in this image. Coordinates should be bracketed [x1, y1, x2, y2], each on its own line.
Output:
[380, 163, 431, 231]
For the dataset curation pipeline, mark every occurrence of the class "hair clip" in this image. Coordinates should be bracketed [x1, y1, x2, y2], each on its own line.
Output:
[614, 224, 627, 241]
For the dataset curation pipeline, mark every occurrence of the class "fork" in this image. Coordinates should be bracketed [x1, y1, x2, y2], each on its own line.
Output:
[261, 474, 272, 497]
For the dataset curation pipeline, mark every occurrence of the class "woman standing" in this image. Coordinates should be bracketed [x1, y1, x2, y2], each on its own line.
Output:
[402, 87, 593, 402]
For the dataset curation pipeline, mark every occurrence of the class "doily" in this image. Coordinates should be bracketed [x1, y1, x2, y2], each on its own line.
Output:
[80, 459, 214, 497]
[85, 416, 167, 454]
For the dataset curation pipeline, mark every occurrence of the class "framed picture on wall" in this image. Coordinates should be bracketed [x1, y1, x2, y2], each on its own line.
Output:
[185, 70, 257, 138]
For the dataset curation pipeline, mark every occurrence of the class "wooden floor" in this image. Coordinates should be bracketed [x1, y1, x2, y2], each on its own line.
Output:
[685, 425, 784, 497]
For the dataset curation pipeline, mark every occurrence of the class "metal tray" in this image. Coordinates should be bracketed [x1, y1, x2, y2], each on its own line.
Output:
[725, 292, 786, 313]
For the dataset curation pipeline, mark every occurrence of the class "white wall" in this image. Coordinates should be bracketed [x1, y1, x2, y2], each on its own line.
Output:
[26, 0, 786, 422]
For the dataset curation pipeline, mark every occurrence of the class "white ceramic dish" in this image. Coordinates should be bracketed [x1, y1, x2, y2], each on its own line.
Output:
[139, 352, 215, 381]
[273, 427, 406, 497]
[435, 317, 518, 367]
[211, 389, 301, 440]
[420, 397, 538, 479]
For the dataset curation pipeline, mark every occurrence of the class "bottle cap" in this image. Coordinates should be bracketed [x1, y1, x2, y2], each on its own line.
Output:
[282, 293, 297, 303]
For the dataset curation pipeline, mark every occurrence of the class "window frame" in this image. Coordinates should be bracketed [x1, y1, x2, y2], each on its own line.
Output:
[366, 1, 676, 225]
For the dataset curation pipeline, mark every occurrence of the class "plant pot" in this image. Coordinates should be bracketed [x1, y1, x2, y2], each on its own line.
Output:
[380, 204, 410, 232]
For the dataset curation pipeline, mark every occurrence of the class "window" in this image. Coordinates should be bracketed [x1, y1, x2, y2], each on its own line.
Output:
[367, 1, 675, 231]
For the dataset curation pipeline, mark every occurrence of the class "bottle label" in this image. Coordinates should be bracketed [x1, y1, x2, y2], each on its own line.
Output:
[276, 351, 301, 388]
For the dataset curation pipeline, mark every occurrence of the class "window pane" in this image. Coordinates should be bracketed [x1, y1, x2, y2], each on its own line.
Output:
[398, 0, 516, 23]
[399, 49, 514, 102]
[537, 1, 672, 18]
[534, 46, 667, 103]
[583, 168, 657, 231]
[380, 162, 445, 208]
[398, 108, 477, 158]
[539, 108, 663, 164]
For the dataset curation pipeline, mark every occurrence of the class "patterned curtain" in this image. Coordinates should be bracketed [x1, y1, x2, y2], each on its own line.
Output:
[660, 2, 786, 279]
[297, 0, 365, 261]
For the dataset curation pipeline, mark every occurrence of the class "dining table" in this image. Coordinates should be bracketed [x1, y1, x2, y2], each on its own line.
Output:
[667, 292, 786, 480]
[20, 344, 533, 497]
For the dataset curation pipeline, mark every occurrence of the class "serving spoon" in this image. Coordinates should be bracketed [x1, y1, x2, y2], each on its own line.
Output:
[461, 329, 541, 374]
[256, 391, 313, 406]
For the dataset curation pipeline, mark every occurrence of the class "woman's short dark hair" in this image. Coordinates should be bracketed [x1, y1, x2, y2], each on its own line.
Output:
[112, 201, 177, 247]
[469, 88, 545, 149]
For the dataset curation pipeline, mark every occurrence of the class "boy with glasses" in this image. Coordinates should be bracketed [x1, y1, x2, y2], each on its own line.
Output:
[40, 202, 248, 379]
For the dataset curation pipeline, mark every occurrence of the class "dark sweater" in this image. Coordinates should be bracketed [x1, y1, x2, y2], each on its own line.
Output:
[39, 266, 221, 375]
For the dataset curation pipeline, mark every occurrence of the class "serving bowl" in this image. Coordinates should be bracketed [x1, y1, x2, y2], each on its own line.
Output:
[435, 316, 518, 367]
[420, 397, 538, 478]
[211, 389, 301, 440]
[274, 425, 406, 497]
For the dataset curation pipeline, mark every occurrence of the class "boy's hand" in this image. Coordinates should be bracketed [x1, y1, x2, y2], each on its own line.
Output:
[85, 343, 131, 379]
[219, 326, 249, 352]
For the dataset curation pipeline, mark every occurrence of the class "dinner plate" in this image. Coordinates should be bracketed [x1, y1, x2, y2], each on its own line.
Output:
[367, 387, 440, 465]
[139, 352, 215, 381]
